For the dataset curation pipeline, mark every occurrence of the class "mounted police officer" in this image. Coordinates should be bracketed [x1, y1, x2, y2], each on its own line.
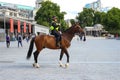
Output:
[50, 16, 61, 47]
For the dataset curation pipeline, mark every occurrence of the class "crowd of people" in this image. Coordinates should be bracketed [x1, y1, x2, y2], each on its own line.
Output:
[5, 33, 35, 48]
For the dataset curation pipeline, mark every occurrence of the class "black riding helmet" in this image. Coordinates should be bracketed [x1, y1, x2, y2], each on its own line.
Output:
[52, 16, 57, 20]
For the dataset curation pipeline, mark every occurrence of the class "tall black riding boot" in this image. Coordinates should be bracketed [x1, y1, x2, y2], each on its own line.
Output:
[56, 38, 60, 47]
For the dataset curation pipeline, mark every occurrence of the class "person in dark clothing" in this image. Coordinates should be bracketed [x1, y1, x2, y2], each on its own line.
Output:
[6, 34, 10, 48]
[50, 16, 61, 47]
[17, 34, 22, 47]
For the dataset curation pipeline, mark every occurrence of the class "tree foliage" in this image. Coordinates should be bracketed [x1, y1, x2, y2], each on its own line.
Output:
[93, 11, 106, 24]
[70, 19, 76, 26]
[103, 7, 120, 34]
[76, 8, 94, 27]
[35, 1, 68, 31]
[77, 7, 120, 35]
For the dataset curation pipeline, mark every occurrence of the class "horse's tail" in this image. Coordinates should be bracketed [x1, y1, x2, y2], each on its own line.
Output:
[26, 37, 35, 59]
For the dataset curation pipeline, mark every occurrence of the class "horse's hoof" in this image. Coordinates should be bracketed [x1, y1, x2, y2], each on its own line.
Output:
[33, 63, 40, 68]
[59, 64, 62, 67]
[65, 63, 69, 68]
[59, 61, 64, 68]
[59, 64, 64, 68]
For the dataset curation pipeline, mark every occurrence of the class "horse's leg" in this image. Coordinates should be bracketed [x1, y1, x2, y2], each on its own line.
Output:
[33, 50, 40, 68]
[64, 48, 69, 68]
[59, 49, 64, 67]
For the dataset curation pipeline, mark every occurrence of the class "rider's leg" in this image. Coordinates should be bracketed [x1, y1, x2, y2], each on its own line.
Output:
[56, 37, 60, 47]
[56, 34, 61, 47]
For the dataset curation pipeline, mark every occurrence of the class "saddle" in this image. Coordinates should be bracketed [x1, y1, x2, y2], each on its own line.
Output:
[49, 34, 61, 47]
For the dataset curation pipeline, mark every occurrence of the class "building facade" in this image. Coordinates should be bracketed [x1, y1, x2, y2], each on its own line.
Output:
[0, 2, 34, 36]
[0, 1, 49, 41]
[84, 0, 111, 12]
[84, 0, 101, 11]
[84, 24, 104, 37]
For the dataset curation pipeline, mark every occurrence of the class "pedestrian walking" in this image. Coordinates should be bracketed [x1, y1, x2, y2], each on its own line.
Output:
[17, 34, 22, 47]
[6, 34, 10, 48]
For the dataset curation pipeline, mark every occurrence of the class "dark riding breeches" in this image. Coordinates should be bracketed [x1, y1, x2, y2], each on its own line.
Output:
[51, 30, 61, 42]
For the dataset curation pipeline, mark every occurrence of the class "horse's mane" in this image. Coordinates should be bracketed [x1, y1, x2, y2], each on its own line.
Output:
[63, 25, 74, 33]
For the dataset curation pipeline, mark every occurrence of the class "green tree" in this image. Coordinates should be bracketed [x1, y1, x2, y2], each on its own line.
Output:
[70, 19, 76, 26]
[93, 11, 106, 24]
[77, 7, 120, 35]
[76, 8, 94, 27]
[35, 1, 68, 31]
[103, 7, 120, 34]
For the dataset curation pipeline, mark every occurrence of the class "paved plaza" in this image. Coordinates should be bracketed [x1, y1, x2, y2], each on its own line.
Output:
[0, 36, 120, 80]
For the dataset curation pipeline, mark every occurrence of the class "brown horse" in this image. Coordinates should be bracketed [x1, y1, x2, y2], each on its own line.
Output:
[26, 23, 86, 68]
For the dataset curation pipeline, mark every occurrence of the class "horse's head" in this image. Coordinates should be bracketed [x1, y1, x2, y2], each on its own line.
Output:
[73, 23, 86, 41]
[73, 23, 84, 34]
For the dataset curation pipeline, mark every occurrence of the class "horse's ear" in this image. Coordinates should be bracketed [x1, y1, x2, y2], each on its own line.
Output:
[74, 23, 80, 28]
[76, 22, 80, 25]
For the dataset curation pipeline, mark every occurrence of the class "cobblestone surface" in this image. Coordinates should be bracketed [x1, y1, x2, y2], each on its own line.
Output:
[0, 37, 120, 80]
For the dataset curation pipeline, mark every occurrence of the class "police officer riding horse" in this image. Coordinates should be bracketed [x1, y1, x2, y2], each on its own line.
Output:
[50, 16, 61, 47]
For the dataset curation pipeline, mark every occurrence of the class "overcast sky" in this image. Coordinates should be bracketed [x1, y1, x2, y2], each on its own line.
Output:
[0, 0, 119, 19]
